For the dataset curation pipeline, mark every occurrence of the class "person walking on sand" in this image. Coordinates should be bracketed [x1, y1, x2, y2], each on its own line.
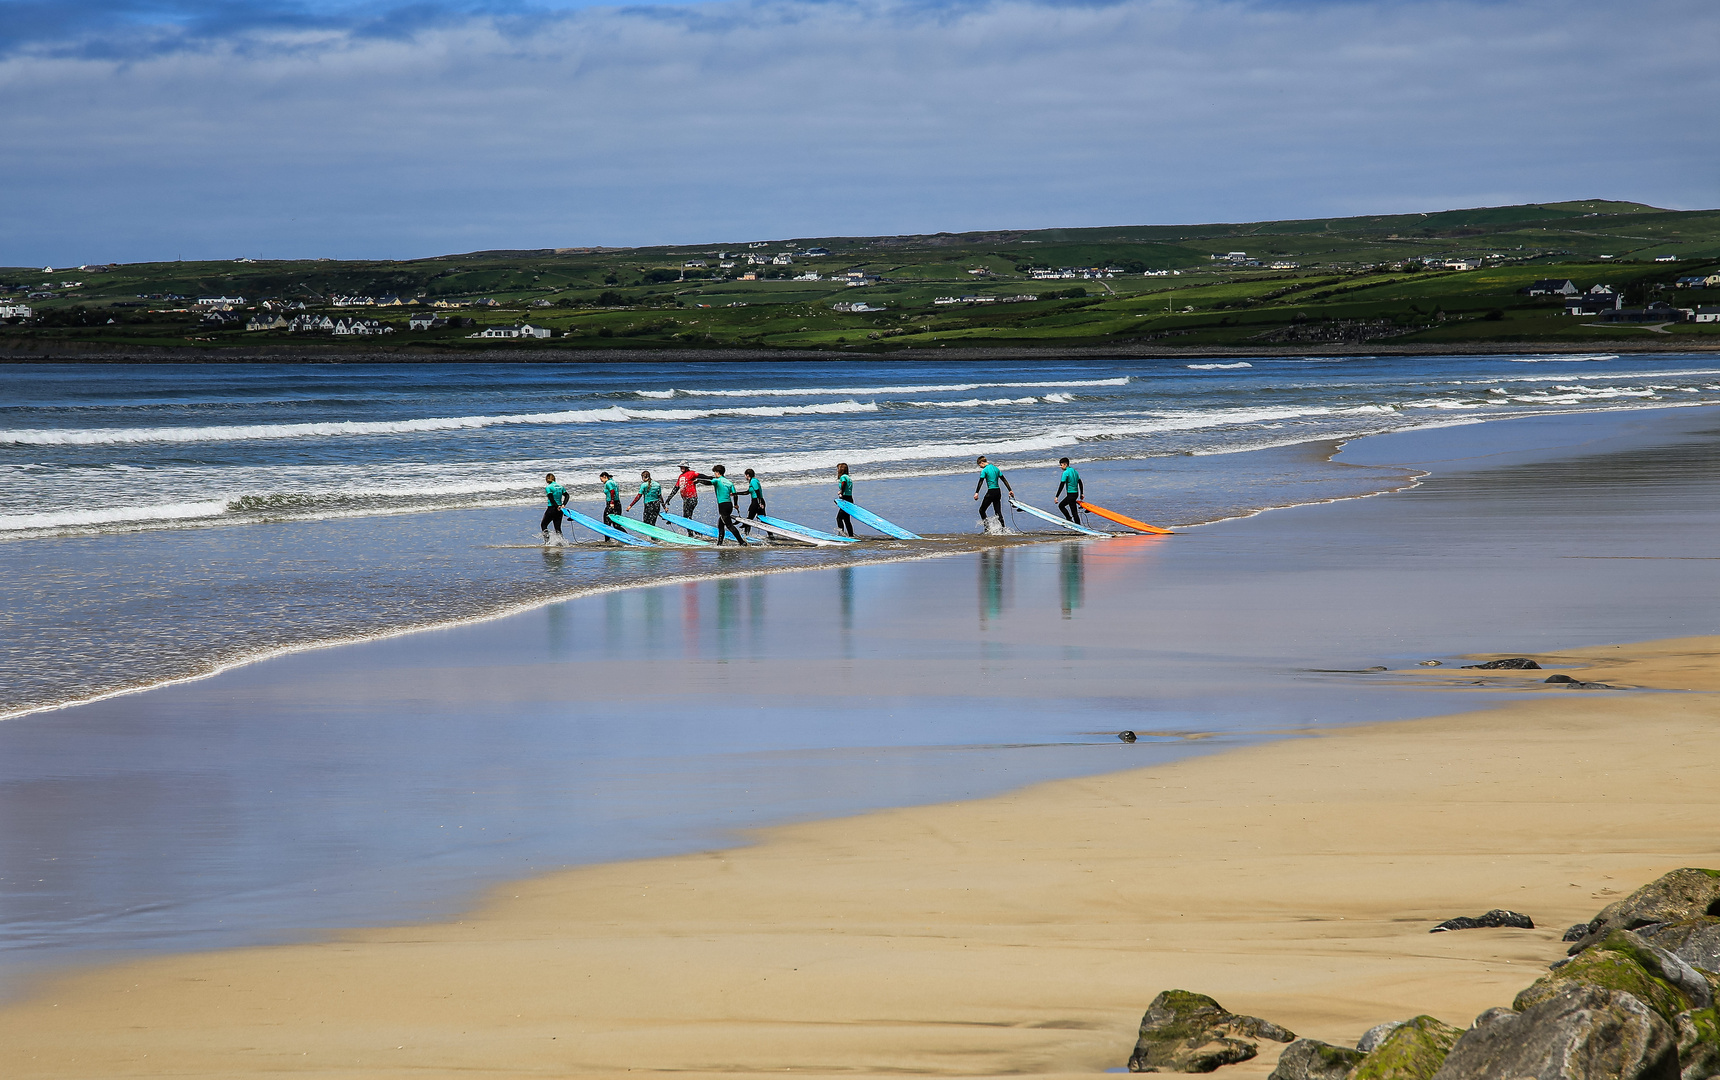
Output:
[973, 455, 1013, 529]
[835, 463, 856, 538]
[628, 470, 664, 527]
[1054, 457, 1084, 523]
[700, 464, 748, 546]
[540, 472, 568, 542]
[740, 468, 766, 536]
[672, 463, 702, 531]
[599, 471, 624, 526]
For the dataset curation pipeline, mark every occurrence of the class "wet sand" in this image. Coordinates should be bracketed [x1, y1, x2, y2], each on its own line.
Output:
[2, 637, 1716, 1078]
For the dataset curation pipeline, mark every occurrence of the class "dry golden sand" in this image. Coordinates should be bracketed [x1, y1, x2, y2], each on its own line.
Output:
[3, 637, 1717, 1079]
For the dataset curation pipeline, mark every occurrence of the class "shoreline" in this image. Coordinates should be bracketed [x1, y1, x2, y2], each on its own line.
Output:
[3, 340, 1718, 364]
[3, 634, 1715, 1077]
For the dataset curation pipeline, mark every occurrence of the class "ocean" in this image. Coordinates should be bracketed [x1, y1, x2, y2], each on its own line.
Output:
[3, 352, 1718, 720]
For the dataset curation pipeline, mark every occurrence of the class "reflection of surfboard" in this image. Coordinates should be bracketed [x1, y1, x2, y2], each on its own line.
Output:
[1008, 498, 1111, 538]
[745, 518, 846, 546]
[609, 515, 712, 546]
[756, 514, 861, 544]
[657, 510, 720, 539]
[561, 507, 657, 546]
[835, 499, 921, 540]
[1078, 501, 1174, 535]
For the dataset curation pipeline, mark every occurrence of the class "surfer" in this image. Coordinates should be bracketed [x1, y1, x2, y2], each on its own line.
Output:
[701, 464, 748, 545]
[599, 472, 624, 525]
[628, 470, 664, 527]
[972, 455, 1013, 527]
[1055, 457, 1084, 523]
[835, 463, 855, 538]
[540, 472, 569, 541]
[672, 464, 702, 531]
[741, 468, 766, 535]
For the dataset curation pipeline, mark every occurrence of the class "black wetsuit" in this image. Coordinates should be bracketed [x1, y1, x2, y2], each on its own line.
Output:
[541, 482, 568, 535]
[743, 477, 766, 533]
[1056, 466, 1084, 523]
[835, 473, 855, 537]
[975, 464, 1008, 521]
[711, 476, 746, 545]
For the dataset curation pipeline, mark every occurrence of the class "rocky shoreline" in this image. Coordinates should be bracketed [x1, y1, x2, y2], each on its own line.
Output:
[1131, 869, 1720, 1080]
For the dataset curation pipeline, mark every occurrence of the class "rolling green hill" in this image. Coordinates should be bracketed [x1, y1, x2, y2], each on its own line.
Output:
[6, 201, 1720, 356]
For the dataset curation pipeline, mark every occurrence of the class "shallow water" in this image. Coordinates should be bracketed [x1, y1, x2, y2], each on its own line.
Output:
[3, 404, 1717, 986]
[6, 353, 1720, 719]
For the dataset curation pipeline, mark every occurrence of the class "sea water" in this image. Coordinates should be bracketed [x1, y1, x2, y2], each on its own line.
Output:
[5, 352, 1717, 719]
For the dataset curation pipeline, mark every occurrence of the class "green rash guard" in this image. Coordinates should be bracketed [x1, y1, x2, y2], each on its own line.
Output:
[602, 479, 620, 503]
[978, 463, 1002, 490]
[711, 476, 736, 506]
[838, 473, 853, 500]
[545, 482, 568, 507]
[1059, 466, 1081, 495]
[747, 477, 763, 500]
[638, 481, 662, 503]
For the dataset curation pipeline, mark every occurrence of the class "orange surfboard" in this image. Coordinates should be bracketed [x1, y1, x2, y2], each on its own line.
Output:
[1078, 500, 1174, 535]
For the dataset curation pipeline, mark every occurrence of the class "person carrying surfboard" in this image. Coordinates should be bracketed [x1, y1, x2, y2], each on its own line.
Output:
[628, 470, 664, 527]
[672, 464, 702, 531]
[1055, 457, 1084, 523]
[541, 472, 569, 542]
[699, 464, 749, 545]
[835, 463, 856, 538]
[740, 468, 766, 536]
[973, 455, 1013, 528]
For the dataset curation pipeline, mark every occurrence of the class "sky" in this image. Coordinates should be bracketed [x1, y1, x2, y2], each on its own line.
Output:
[3, 0, 1717, 266]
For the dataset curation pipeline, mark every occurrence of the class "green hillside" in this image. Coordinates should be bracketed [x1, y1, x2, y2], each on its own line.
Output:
[5, 201, 1720, 355]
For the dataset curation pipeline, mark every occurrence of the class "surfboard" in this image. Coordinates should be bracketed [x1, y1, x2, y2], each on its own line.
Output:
[608, 514, 713, 546]
[1078, 500, 1174, 535]
[755, 514, 861, 544]
[1008, 497, 1112, 537]
[561, 507, 657, 546]
[835, 499, 921, 540]
[743, 518, 847, 547]
[657, 510, 720, 539]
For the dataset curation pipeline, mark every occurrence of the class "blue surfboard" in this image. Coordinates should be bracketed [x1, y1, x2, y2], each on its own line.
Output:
[657, 510, 720, 539]
[561, 507, 656, 546]
[609, 514, 713, 546]
[755, 514, 861, 544]
[1008, 497, 1112, 538]
[834, 499, 921, 540]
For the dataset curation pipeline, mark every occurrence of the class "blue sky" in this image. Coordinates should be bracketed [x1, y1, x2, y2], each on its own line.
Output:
[3, 0, 1717, 266]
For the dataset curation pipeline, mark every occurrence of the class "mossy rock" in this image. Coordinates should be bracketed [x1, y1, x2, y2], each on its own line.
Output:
[1641, 919, 1720, 978]
[1572, 870, 1720, 955]
[1678, 1008, 1720, 1080]
[1268, 1038, 1364, 1080]
[1351, 1015, 1463, 1080]
[1521, 931, 1706, 1023]
[1129, 990, 1296, 1073]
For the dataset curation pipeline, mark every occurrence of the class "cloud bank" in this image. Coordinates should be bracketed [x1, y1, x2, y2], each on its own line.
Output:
[3, 0, 1716, 265]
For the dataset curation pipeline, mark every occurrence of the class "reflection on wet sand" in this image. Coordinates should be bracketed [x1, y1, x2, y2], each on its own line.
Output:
[1060, 543, 1084, 618]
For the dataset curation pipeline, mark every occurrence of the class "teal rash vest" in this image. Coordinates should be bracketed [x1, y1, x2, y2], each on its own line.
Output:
[838, 473, 853, 500]
[545, 482, 568, 507]
[1060, 466, 1080, 494]
[980, 463, 1002, 489]
[638, 481, 662, 503]
[712, 476, 736, 505]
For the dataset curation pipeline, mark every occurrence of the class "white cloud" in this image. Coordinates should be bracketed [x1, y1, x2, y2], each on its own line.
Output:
[2, 0, 1716, 265]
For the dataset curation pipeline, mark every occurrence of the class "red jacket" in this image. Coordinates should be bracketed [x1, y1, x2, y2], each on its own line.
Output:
[674, 470, 701, 498]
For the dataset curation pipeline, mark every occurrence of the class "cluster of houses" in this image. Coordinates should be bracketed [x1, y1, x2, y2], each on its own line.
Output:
[932, 294, 1041, 306]
[470, 324, 552, 339]
[1030, 268, 1122, 280]
[1524, 279, 1720, 323]
[830, 301, 886, 313]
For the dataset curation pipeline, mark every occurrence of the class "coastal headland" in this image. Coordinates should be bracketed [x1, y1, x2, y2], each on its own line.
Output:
[1, 638, 1715, 1078]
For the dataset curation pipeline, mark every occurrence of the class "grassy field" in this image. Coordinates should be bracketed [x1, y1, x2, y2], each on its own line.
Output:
[5, 200, 1720, 355]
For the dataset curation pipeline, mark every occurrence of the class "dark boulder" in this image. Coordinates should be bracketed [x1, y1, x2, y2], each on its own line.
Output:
[1544, 675, 1619, 689]
[1431, 983, 1678, 1080]
[1267, 1039, 1364, 1080]
[1520, 931, 1712, 1020]
[1638, 918, 1720, 977]
[1569, 870, 1720, 956]
[1564, 923, 1595, 943]
[1462, 658, 1541, 670]
[1128, 990, 1295, 1073]
[1433, 910, 1536, 933]
[1353, 1015, 1465, 1080]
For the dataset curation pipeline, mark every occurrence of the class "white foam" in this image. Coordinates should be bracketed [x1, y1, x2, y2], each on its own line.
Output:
[635, 377, 1130, 398]
[1186, 362, 1253, 370]
[1508, 354, 1620, 362]
[0, 501, 229, 531]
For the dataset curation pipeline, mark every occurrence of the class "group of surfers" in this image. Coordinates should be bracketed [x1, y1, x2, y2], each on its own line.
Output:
[538, 456, 1087, 545]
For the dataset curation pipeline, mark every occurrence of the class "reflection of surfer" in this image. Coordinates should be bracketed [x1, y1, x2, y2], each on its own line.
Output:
[972, 455, 1012, 525]
[1055, 457, 1084, 523]
[540, 472, 568, 541]
[835, 463, 855, 538]
[628, 470, 663, 526]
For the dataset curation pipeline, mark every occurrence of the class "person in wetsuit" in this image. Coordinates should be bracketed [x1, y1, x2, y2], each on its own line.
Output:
[972, 455, 1013, 525]
[599, 471, 624, 527]
[540, 472, 569, 540]
[834, 462, 855, 538]
[701, 464, 748, 545]
[741, 468, 766, 536]
[1055, 457, 1084, 523]
[628, 470, 664, 527]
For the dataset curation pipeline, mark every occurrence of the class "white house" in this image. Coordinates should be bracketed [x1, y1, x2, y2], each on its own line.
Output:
[771, 254, 794, 266]
[289, 315, 335, 332]
[332, 317, 393, 336]
[473, 324, 552, 339]
[1695, 307, 1720, 323]
[408, 312, 448, 330]
[245, 313, 288, 331]
[793, 272, 821, 281]
[0, 303, 34, 318]
[197, 295, 244, 307]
